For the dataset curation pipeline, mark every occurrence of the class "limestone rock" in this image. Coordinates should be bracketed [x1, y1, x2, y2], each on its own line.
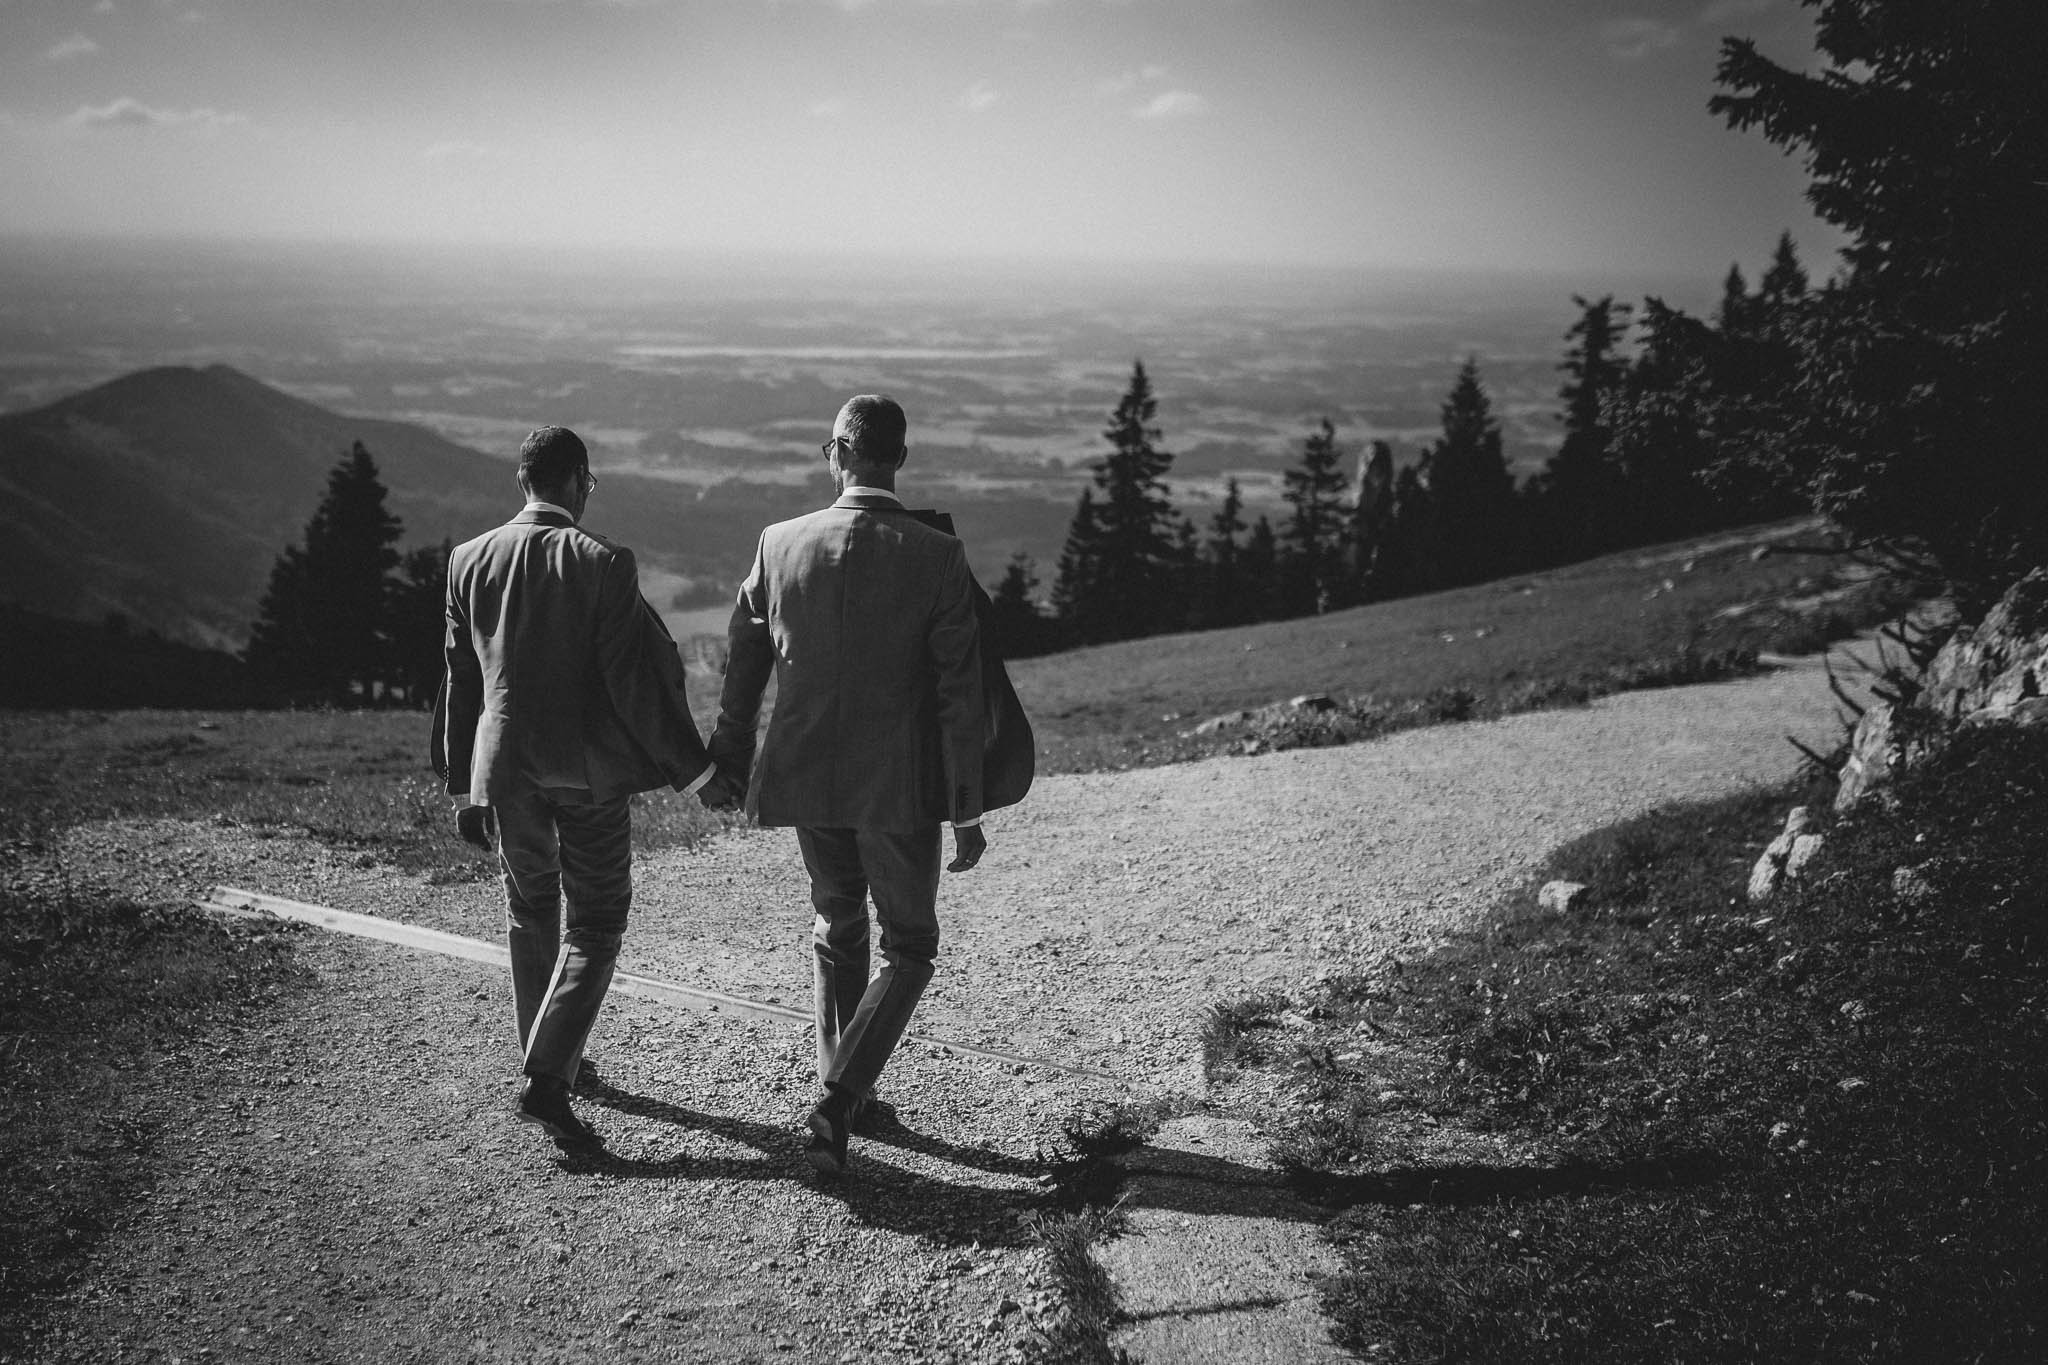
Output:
[1748, 806, 1817, 903]
[1537, 880, 1588, 914]
[1785, 833, 1825, 879]
[1917, 567, 2048, 720]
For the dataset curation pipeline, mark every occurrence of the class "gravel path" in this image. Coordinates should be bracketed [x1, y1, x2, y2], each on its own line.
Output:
[14, 653, 1847, 1364]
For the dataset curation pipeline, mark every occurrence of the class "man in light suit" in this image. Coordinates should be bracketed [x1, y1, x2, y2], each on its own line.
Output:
[707, 394, 987, 1177]
[436, 425, 730, 1150]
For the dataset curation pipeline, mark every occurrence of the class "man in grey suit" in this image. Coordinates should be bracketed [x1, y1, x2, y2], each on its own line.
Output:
[436, 425, 730, 1150]
[707, 394, 987, 1177]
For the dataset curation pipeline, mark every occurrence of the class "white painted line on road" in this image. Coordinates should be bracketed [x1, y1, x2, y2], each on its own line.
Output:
[198, 884, 1125, 1084]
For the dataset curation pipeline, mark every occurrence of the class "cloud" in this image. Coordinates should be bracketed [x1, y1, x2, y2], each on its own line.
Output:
[65, 97, 245, 131]
[1096, 63, 1169, 98]
[45, 33, 101, 61]
[1599, 17, 1682, 61]
[1135, 89, 1205, 120]
[960, 79, 999, 113]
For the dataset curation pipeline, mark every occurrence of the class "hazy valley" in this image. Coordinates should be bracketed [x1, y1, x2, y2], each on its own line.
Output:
[0, 238, 1720, 649]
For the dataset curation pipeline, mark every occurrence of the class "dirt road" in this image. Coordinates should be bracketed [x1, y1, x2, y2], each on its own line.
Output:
[14, 655, 1846, 1364]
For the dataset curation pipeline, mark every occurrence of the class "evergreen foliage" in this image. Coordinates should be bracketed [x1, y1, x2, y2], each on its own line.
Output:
[1537, 296, 1633, 560]
[245, 442, 403, 703]
[1710, 0, 2048, 615]
[1281, 418, 1352, 614]
[1051, 361, 1183, 644]
[988, 552, 1053, 659]
[1418, 359, 1518, 589]
[388, 541, 451, 705]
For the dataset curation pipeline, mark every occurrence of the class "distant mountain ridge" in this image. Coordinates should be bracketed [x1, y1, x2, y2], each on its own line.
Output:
[0, 365, 814, 649]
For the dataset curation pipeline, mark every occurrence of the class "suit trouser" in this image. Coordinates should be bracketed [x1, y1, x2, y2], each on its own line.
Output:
[796, 825, 942, 1101]
[493, 787, 633, 1086]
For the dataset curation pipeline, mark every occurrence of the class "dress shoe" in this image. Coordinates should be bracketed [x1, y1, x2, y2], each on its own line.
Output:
[849, 1090, 896, 1133]
[805, 1089, 853, 1177]
[516, 1076, 604, 1150]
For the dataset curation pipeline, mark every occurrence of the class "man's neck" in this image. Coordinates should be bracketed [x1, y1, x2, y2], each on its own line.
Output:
[839, 480, 900, 500]
[524, 498, 579, 523]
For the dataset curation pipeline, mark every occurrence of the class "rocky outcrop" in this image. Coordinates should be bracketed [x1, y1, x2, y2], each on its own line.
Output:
[1537, 880, 1588, 914]
[1835, 569, 2048, 811]
[1748, 806, 1824, 903]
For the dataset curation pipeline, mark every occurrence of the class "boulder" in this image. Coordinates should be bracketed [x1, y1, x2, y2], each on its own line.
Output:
[1785, 833, 1826, 879]
[1917, 568, 2048, 721]
[1748, 806, 1818, 903]
[1288, 693, 1338, 713]
[1537, 880, 1588, 914]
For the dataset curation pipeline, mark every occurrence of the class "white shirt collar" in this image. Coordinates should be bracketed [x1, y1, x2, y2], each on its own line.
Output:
[835, 486, 903, 505]
[523, 499, 577, 521]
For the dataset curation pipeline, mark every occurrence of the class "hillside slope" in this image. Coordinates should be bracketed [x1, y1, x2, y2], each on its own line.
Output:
[0, 365, 823, 649]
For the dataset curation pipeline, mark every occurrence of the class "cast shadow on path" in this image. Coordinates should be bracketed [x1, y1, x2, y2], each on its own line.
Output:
[1291, 1151, 1734, 1210]
[556, 1082, 1048, 1247]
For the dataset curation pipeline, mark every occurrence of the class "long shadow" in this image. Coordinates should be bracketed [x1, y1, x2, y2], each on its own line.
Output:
[1290, 1151, 1738, 1210]
[560, 1082, 1050, 1247]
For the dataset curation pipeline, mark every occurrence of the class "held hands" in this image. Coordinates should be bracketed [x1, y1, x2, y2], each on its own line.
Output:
[696, 765, 747, 812]
[456, 803, 496, 851]
[947, 823, 987, 873]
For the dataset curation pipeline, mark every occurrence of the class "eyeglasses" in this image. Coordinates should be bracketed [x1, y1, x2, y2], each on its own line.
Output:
[820, 436, 848, 460]
[581, 469, 598, 494]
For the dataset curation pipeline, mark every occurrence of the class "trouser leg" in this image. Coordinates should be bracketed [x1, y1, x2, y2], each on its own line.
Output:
[812, 825, 942, 1101]
[798, 827, 873, 1096]
[493, 791, 562, 1056]
[523, 794, 634, 1086]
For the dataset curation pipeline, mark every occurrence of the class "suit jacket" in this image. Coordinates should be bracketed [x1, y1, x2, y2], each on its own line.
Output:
[709, 490, 985, 832]
[433, 506, 713, 805]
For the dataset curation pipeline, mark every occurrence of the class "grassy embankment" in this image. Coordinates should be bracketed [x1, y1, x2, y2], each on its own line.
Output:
[1011, 517, 1911, 772]
[1207, 726, 2047, 1362]
[0, 515, 1912, 1350]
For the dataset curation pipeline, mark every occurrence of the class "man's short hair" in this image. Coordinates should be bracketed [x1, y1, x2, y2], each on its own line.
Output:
[837, 395, 906, 465]
[518, 425, 588, 491]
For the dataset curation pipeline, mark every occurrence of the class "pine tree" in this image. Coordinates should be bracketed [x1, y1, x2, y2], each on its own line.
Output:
[388, 540, 451, 705]
[245, 441, 403, 703]
[1280, 418, 1350, 614]
[1051, 361, 1181, 644]
[1538, 295, 1633, 562]
[989, 553, 1048, 659]
[1420, 359, 1518, 587]
[1204, 478, 1247, 627]
[1711, 0, 2048, 610]
[1348, 440, 1396, 602]
[1237, 515, 1280, 624]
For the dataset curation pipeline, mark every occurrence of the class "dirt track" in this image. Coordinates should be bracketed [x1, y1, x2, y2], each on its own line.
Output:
[12, 654, 1848, 1364]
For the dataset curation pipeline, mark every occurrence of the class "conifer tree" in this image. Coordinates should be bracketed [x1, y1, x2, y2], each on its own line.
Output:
[1348, 440, 1396, 602]
[989, 552, 1049, 659]
[1711, 0, 2048, 610]
[1204, 477, 1247, 627]
[1280, 418, 1350, 614]
[1538, 295, 1633, 562]
[1051, 361, 1181, 643]
[1419, 359, 1518, 587]
[1238, 515, 1280, 624]
[388, 540, 451, 705]
[245, 441, 403, 703]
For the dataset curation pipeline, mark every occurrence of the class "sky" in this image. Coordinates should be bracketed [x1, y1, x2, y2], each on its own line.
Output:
[0, 0, 1844, 276]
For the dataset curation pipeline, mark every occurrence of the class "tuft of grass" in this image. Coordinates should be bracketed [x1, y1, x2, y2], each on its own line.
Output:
[1018, 1199, 1138, 1365]
[0, 884, 310, 1350]
[1250, 724, 2048, 1362]
[1201, 990, 1291, 1077]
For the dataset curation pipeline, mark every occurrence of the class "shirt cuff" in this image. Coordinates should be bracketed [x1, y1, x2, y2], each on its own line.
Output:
[951, 815, 982, 828]
[681, 766, 715, 796]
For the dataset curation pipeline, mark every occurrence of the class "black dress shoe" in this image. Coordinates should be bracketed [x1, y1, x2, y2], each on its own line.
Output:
[516, 1077, 605, 1150]
[848, 1090, 896, 1133]
[805, 1090, 852, 1177]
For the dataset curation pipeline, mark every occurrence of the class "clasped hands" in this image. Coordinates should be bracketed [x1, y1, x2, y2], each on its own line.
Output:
[696, 763, 748, 812]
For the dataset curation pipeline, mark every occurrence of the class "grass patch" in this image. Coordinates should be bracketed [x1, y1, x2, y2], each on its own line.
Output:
[1253, 725, 2048, 1362]
[0, 708, 736, 878]
[0, 881, 310, 1350]
[1011, 519, 1919, 772]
